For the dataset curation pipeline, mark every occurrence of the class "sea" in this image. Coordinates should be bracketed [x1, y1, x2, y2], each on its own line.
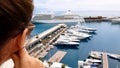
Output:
[31, 11, 120, 68]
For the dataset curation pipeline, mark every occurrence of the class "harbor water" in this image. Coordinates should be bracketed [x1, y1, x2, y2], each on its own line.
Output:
[31, 22, 120, 68]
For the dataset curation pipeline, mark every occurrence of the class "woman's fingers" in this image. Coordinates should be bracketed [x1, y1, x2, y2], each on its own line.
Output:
[12, 48, 45, 68]
[18, 48, 29, 58]
[11, 54, 19, 64]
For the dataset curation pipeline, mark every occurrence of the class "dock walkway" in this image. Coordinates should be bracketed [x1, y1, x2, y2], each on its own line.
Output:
[102, 53, 109, 68]
[48, 51, 67, 62]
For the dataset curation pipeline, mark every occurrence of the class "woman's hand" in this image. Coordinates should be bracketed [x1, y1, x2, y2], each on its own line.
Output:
[11, 48, 45, 68]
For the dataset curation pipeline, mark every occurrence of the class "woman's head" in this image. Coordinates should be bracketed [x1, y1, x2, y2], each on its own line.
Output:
[0, 0, 34, 64]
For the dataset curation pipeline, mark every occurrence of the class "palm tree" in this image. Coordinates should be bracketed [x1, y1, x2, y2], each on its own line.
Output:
[48, 61, 53, 67]
[61, 64, 66, 68]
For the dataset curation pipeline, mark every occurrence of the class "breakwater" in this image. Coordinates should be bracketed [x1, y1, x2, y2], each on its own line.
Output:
[84, 16, 107, 22]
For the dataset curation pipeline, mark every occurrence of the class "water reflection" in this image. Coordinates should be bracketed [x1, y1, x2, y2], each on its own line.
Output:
[56, 45, 79, 50]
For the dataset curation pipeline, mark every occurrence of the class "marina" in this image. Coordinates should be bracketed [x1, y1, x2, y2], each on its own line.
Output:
[40, 22, 120, 68]
[25, 21, 95, 60]
[30, 1, 120, 67]
[28, 19, 120, 68]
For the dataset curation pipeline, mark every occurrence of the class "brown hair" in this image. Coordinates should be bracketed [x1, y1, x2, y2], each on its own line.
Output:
[0, 0, 34, 45]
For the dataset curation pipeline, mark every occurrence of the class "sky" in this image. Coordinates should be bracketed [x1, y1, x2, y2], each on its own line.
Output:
[33, 0, 120, 11]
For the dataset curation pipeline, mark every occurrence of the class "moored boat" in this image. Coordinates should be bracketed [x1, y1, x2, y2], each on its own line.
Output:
[111, 18, 120, 23]
[54, 39, 79, 46]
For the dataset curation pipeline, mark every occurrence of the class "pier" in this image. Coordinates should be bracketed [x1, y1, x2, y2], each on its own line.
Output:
[102, 53, 109, 68]
[48, 51, 67, 62]
[84, 16, 106, 22]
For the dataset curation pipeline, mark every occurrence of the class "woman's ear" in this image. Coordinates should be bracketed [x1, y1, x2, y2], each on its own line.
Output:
[0, 29, 28, 64]
[15, 28, 28, 49]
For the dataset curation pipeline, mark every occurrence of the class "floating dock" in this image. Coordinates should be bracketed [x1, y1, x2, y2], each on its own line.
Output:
[48, 51, 67, 62]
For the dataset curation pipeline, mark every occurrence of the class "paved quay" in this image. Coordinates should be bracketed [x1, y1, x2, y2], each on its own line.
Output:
[48, 51, 67, 62]
[24, 24, 67, 59]
[25, 24, 67, 46]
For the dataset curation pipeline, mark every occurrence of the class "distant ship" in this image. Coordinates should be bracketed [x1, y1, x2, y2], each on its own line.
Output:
[32, 10, 85, 23]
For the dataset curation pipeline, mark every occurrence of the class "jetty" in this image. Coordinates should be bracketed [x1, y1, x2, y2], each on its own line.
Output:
[48, 51, 67, 62]
[25, 24, 67, 59]
[84, 16, 106, 22]
[102, 53, 109, 68]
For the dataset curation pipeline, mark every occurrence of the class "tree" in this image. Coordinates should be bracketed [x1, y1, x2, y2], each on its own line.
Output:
[61, 64, 66, 68]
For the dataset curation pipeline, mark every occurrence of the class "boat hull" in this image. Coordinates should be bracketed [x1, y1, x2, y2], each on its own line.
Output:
[32, 19, 83, 23]
[54, 42, 79, 46]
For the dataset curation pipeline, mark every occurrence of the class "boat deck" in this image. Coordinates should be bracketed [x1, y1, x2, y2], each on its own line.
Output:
[48, 51, 67, 62]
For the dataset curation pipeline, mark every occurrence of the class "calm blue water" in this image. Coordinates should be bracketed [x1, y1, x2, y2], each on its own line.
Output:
[31, 22, 120, 68]
[31, 22, 77, 37]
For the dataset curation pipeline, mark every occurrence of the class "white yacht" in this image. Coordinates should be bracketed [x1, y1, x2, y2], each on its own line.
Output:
[59, 35, 80, 42]
[70, 26, 94, 33]
[111, 18, 120, 23]
[78, 61, 97, 68]
[75, 24, 97, 31]
[86, 59, 102, 63]
[32, 10, 84, 23]
[89, 51, 102, 59]
[55, 38, 79, 46]
[66, 29, 92, 39]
